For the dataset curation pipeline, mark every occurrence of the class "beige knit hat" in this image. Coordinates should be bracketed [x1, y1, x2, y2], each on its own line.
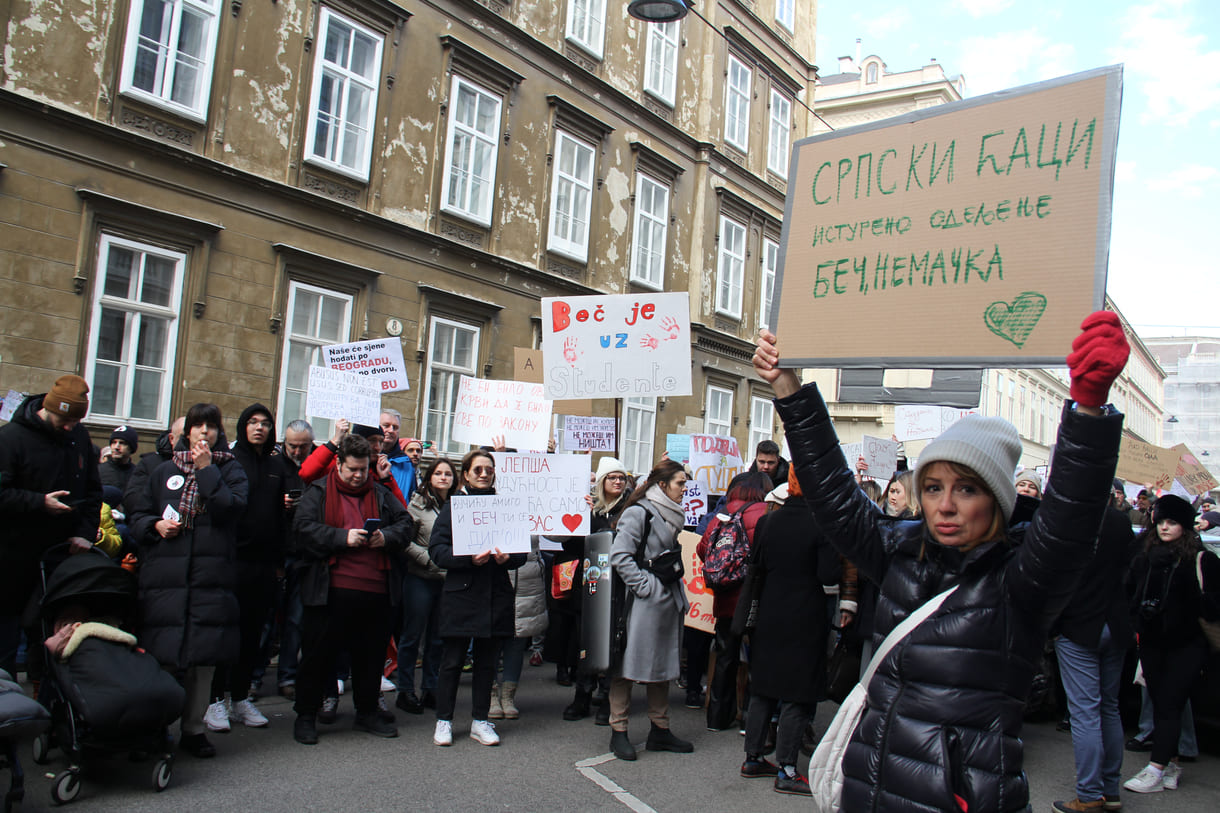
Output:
[916, 415, 1022, 519]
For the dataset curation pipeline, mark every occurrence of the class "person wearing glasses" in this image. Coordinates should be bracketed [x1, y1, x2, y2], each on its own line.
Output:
[428, 449, 526, 747]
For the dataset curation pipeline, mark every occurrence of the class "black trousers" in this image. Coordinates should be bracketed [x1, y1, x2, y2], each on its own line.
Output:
[436, 637, 503, 722]
[212, 561, 276, 700]
[294, 588, 390, 719]
[707, 619, 741, 729]
[1139, 636, 1207, 766]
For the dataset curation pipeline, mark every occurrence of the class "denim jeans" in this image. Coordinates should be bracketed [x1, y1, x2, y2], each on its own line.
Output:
[397, 573, 443, 695]
[1136, 685, 1198, 758]
[1054, 625, 1127, 801]
[499, 636, 529, 684]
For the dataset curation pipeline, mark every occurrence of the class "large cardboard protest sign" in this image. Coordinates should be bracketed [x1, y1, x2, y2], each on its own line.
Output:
[774, 66, 1122, 368]
[448, 494, 532, 555]
[679, 531, 715, 634]
[562, 416, 617, 452]
[1116, 437, 1176, 491]
[321, 338, 409, 392]
[513, 348, 592, 415]
[1173, 444, 1219, 496]
[689, 433, 745, 496]
[451, 376, 553, 451]
[304, 366, 381, 426]
[495, 453, 591, 535]
[541, 293, 692, 399]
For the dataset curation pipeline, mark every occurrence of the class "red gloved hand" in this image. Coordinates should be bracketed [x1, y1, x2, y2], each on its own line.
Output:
[1066, 311, 1129, 408]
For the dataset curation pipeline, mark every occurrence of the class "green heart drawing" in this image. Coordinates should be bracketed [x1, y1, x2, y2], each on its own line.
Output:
[983, 292, 1048, 348]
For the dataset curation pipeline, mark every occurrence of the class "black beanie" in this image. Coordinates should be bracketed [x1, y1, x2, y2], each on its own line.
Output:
[110, 425, 138, 452]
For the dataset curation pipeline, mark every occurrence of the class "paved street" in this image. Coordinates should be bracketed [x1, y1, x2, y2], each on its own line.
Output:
[15, 665, 1218, 812]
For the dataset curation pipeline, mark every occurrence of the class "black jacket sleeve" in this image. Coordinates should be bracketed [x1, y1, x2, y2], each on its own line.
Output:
[293, 482, 349, 561]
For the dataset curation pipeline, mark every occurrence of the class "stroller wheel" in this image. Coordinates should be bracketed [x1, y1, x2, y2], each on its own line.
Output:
[151, 759, 172, 792]
[51, 770, 80, 805]
[31, 732, 52, 765]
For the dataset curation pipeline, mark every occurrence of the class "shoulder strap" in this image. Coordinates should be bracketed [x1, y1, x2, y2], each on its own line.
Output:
[862, 585, 958, 688]
[631, 505, 654, 564]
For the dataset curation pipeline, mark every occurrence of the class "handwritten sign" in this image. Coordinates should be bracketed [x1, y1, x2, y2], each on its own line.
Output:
[494, 453, 591, 535]
[304, 366, 381, 426]
[513, 347, 592, 414]
[894, 404, 980, 441]
[0, 389, 26, 423]
[1116, 437, 1177, 491]
[321, 338, 409, 392]
[666, 434, 691, 464]
[774, 66, 1122, 367]
[682, 479, 707, 527]
[562, 416, 617, 452]
[1173, 444, 1219, 496]
[679, 531, 715, 634]
[451, 376, 553, 451]
[840, 442, 862, 473]
[861, 435, 899, 482]
[448, 494, 532, 555]
[541, 292, 692, 399]
[689, 433, 744, 496]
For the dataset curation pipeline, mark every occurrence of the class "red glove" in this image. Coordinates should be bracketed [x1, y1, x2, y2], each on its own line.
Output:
[1066, 311, 1129, 408]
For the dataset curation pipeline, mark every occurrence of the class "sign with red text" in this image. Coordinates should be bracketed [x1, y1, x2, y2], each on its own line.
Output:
[494, 453, 591, 536]
[305, 366, 381, 426]
[1173, 444, 1218, 496]
[1116, 437, 1176, 491]
[679, 531, 715, 634]
[449, 494, 532, 555]
[513, 347, 593, 413]
[322, 338, 408, 392]
[542, 293, 692, 399]
[562, 416, 617, 452]
[775, 66, 1122, 367]
[689, 433, 744, 496]
[451, 376, 552, 451]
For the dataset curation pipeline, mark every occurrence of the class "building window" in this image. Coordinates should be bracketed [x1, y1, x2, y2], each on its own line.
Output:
[866, 62, 879, 84]
[775, 0, 794, 32]
[621, 396, 657, 477]
[303, 7, 382, 181]
[705, 385, 733, 436]
[644, 20, 679, 105]
[768, 90, 791, 177]
[566, 0, 606, 59]
[120, 0, 221, 121]
[725, 54, 751, 152]
[759, 237, 778, 330]
[441, 76, 502, 228]
[277, 281, 354, 441]
[548, 131, 596, 263]
[716, 215, 747, 319]
[85, 235, 186, 427]
[422, 317, 481, 456]
[630, 174, 669, 289]
[749, 396, 774, 453]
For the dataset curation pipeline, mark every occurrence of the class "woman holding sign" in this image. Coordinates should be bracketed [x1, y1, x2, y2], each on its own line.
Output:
[428, 449, 525, 747]
[752, 312, 1129, 812]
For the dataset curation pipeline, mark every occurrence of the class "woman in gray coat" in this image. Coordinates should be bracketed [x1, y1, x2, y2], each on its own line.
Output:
[607, 459, 693, 761]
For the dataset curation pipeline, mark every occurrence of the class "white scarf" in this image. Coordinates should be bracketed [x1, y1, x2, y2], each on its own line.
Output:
[645, 483, 685, 534]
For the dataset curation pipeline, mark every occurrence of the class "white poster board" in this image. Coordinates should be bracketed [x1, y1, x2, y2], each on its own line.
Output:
[861, 435, 899, 483]
[894, 405, 980, 441]
[688, 434, 744, 496]
[451, 376, 553, 451]
[682, 479, 707, 527]
[541, 292, 692, 399]
[495, 453, 591, 536]
[321, 338, 409, 392]
[562, 416, 617, 452]
[448, 494, 533, 555]
[304, 366, 381, 426]
[840, 442, 863, 473]
[0, 390, 26, 423]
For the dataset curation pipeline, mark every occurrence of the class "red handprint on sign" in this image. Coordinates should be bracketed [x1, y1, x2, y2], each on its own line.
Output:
[563, 336, 580, 365]
[640, 334, 659, 350]
[660, 316, 680, 341]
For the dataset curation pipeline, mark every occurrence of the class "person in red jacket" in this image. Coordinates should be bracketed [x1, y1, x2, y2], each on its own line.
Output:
[298, 419, 407, 508]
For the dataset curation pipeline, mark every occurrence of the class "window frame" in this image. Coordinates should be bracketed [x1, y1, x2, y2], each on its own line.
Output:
[621, 396, 657, 477]
[768, 88, 792, 178]
[775, 0, 795, 33]
[748, 395, 774, 453]
[440, 75, 503, 228]
[643, 20, 679, 106]
[119, 0, 222, 122]
[759, 236, 778, 331]
[715, 215, 747, 319]
[275, 280, 355, 442]
[724, 53, 752, 152]
[704, 384, 734, 437]
[566, 0, 607, 59]
[420, 316, 482, 456]
[629, 172, 670, 289]
[547, 130, 597, 263]
[83, 233, 187, 430]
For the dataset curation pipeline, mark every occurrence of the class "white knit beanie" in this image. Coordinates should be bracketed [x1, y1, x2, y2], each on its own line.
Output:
[594, 456, 627, 484]
[915, 416, 1022, 520]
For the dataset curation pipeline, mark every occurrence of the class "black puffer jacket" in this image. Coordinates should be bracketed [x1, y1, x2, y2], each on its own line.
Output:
[777, 384, 1121, 813]
[231, 404, 291, 564]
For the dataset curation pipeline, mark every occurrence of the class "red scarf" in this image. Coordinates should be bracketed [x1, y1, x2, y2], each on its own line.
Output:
[324, 467, 379, 528]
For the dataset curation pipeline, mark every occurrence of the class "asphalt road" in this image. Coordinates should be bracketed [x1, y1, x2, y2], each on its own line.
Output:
[13, 666, 1218, 812]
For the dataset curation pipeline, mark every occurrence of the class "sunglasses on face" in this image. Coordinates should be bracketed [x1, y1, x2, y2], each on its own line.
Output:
[470, 466, 495, 476]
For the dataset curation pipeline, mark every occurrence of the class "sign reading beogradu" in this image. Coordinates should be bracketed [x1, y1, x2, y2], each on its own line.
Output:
[450, 376, 553, 451]
[774, 66, 1122, 368]
[541, 292, 692, 399]
[448, 494, 532, 555]
[688, 433, 744, 496]
[679, 531, 715, 634]
[304, 365, 381, 426]
[494, 453, 591, 536]
[321, 338, 409, 392]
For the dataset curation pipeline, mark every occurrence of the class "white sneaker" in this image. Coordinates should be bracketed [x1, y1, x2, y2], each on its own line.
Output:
[337, 679, 345, 695]
[1162, 761, 1181, 790]
[204, 699, 231, 733]
[470, 719, 500, 746]
[433, 720, 453, 746]
[380, 675, 395, 692]
[1123, 764, 1164, 794]
[231, 698, 269, 728]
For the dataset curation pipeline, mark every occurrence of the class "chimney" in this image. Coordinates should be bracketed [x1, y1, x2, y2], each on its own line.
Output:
[856, 37, 862, 65]
[838, 55, 855, 74]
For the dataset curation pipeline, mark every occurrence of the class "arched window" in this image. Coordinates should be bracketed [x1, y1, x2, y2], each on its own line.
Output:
[866, 62, 879, 84]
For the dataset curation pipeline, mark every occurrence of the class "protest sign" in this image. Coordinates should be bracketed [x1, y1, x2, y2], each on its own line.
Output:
[774, 66, 1122, 368]
[304, 366, 381, 426]
[0, 389, 26, 423]
[666, 434, 691, 464]
[840, 442, 863, 473]
[688, 433, 744, 496]
[1173, 444, 1219, 496]
[321, 338, 408, 392]
[541, 292, 692, 399]
[1116, 437, 1176, 491]
[894, 405, 979, 441]
[562, 416, 616, 452]
[679, 531, 715, 634]
[682, 479, 707, 527]
[862, 435, 899, 482]
[451, 376, 553, 451]
[448, 494, 532, 555]
[495, 453, 591, 535]
[513, 347, 592, 414]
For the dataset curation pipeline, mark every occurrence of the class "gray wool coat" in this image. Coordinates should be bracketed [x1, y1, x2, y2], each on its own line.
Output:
[611, 500, 689, 682]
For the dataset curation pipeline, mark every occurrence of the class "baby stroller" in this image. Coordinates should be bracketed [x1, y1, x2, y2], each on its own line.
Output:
[33, 546, 185, 804]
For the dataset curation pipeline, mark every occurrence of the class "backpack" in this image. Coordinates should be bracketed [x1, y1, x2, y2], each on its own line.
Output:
[701, 504, 755, 590]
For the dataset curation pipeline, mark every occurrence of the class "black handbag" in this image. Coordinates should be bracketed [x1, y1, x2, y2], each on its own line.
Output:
[730, 541, 765, 637]
[644, 547, 684, 585]
[825, 634, 862, 704]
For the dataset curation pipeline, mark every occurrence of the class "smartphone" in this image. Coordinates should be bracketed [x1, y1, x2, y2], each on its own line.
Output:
[288, 489, 302, 500]
[362, 518, 382, 533]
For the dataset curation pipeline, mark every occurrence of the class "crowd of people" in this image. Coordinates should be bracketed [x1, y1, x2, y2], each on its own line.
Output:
[0, 308, 1217, 811]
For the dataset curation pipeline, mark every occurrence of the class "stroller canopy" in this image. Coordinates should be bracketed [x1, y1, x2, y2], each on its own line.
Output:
[41, 549, 136, 622]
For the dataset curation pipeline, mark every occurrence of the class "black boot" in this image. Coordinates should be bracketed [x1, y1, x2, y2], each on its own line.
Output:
[646, 723, 693, 753]
[594, 694, 611, 726]
[293, 716, 318, 746]
[564, 688, 592, 721]
[610, 729, 636, 761]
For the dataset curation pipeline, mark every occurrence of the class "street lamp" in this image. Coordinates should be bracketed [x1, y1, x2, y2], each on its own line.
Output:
[627, 0, 689, 23]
